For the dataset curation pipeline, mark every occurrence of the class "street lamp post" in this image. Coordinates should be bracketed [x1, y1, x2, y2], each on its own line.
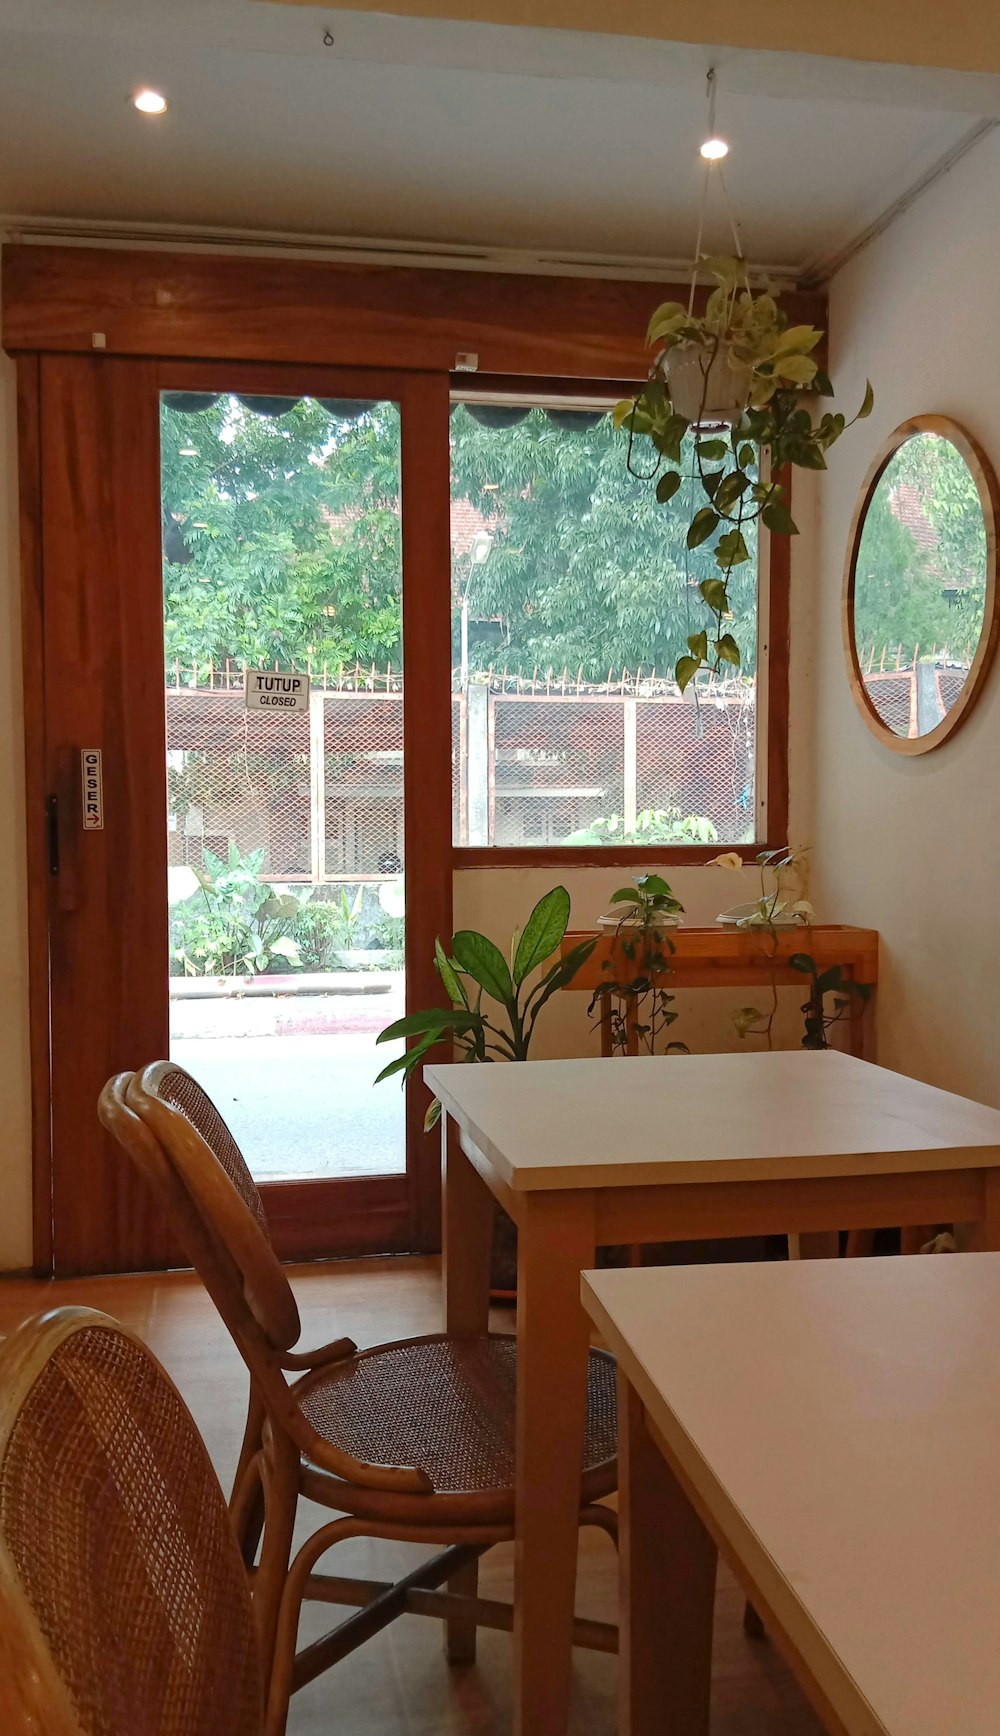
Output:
[460, 530, 494, 691]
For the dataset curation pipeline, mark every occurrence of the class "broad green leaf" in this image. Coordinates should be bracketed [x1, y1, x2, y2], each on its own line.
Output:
[434, 937, 468, 1008]
[696, 438, 728, 462]
[687, 508, 720, 549]
[771, 324, 822, 356]
[376, 1007, 484, 1044]
[702, 254, 742, 288]
[699, 577, 730, 613]
[737, 443, 756, 469]
[646, 302, 690, 345]
[715, 528, 750, 570]
[774, 353, 818, 385]
[675, 654, 701, 693]
[655, 469, 682, 504]
[857, 380, 874, 419]
[788, 953, 817, 975]
[613, 398, 639, 430]
[513, 885, 571, 984]
[652, 413, 689, 464]
[714, 470, 750, 515]
[609, 888, 643, 904]
[687, 629, 708, 661]
[451, 930, 515, 1005]
[813, 370, 834, 397]
[423, 1098, 443, 1132]
[793, 444, 828, 470]
[714, 633, 741, 667]
[762, 500, 799, 536]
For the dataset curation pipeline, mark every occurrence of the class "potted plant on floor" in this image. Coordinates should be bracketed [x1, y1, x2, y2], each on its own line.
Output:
[375, 887, 596, 1292]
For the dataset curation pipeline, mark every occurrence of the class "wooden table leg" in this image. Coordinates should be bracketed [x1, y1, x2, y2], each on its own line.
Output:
[442, 1117, 494, 1339]
[618, 1374, 717, 1736]
[970, 1168, 1000, 1252]
[441, 1117, 496, 1662]
[513, 1190, 596, 1736]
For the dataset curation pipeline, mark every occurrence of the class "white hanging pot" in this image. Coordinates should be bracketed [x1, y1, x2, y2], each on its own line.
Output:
[666, 341, 750, 425]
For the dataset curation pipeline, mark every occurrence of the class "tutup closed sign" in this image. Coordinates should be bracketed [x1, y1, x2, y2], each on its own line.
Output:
[244, 669, 311, 712]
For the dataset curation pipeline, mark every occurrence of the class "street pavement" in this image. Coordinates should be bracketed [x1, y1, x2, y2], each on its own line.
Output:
[171, 987, 407, 1180]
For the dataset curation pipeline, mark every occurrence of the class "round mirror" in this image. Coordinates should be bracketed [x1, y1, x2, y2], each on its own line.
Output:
[843, 416, 999, 752]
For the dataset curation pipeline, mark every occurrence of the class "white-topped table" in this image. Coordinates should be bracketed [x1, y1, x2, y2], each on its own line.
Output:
[426, 1049, 1000, 1736]
[583, 1254, 1000, 1735]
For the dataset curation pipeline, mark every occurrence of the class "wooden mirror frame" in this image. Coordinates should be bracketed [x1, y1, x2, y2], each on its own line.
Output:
[843, 414, 1000, 755]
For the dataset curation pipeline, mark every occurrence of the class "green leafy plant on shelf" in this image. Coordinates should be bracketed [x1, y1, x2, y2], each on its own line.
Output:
[374, 886, 596, 1129]
[564, 807, 719, 847]
[588, 874, 690, 1058]
[712, 847, 814, 1047]
[616, 254, 873, 691]
[789, 953, 871, 1051]
[169, 844, 302, 978]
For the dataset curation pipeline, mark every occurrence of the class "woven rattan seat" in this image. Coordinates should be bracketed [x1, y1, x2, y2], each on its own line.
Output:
[0, 1308, 262, 1736]
[298, 1333, 616, 1500]
[99, 1062, 619, 1732]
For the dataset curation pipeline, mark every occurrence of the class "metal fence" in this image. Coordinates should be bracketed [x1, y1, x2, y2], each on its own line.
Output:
[166, 663, 756, 879]
[858, 645, 972, 738]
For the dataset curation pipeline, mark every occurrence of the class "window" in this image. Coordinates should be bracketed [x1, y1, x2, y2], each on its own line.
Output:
[450, 397, 764, 854]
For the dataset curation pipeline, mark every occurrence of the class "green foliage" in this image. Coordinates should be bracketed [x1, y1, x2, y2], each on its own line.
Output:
[161, 394, 760, 688]
[618, 255, 872, 689]
[450, 405, 758, 681]
[589, 874, 691, 1057]
[562, 808, 719, 846]
[375, 887, 597, 1127]
[853, 433, 987, 664]
[161, 395, 402, 672]
[169, 844, 303, 977]
[789, 953, 871, 1051]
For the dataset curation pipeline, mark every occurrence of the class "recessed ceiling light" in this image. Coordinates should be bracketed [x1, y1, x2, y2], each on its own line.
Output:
[132, 89, 168, 116]
[700, 136, 729, 161]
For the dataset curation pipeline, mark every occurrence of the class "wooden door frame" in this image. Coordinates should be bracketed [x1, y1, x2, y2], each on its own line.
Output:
[22, 356, 452, 1272]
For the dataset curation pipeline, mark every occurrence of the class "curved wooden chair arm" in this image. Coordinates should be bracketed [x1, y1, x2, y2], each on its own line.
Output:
[279, 1337, 357, 1373]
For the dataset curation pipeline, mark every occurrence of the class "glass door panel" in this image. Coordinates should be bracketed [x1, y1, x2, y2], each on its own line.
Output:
[160, 391, 405, 1184]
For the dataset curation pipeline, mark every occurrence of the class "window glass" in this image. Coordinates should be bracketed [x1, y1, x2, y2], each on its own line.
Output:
[450, 401, 759, 848]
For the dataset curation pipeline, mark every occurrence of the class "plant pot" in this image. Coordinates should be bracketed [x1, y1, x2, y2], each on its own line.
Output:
[666, 341, 750, 425]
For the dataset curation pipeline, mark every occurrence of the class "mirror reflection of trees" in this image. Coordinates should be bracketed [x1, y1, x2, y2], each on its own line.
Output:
[854, 434, 985, 671]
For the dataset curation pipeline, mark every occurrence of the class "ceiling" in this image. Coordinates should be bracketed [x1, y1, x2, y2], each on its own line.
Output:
[0, 0, 996, 282]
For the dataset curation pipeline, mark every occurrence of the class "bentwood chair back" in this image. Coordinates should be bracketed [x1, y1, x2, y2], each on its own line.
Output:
[0, 1307, 263, 1736]
[101, 1061, 618, 1732]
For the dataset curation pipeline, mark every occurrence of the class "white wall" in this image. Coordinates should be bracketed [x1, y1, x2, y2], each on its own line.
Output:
[812, 129, 1000, 1104]
[0, 345, 34, 1269]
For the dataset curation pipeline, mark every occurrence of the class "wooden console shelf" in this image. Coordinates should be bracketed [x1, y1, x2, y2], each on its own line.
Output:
[560, 923, 879, 1058]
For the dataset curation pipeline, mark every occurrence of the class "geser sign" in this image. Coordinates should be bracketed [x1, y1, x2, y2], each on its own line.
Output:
[244, 669, 311, 712]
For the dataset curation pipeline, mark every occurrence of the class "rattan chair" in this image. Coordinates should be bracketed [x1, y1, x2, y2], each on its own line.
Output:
[98, 1063, 617, 1732]
[0, 1306, 263, 1736]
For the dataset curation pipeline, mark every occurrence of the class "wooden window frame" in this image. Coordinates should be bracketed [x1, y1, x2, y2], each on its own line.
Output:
[7, 243, 803, 1270]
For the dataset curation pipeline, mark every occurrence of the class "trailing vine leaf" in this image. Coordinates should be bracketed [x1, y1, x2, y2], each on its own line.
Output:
[714, 634, 741, 667]
[858, 381, 874, 418]
[655, 470, 682, 504]
[675, 653, 701, 693]
[696, 438, 728, 462]
[699, 577, 730, 612]
[715, 528, 750, 569]
[687, 507, 720, 549]
[762, 499, 798, 536]
[687, 629, 708, 661]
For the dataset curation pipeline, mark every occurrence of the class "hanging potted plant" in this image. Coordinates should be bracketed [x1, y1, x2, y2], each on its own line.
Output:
[617, 253, 873, 693]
